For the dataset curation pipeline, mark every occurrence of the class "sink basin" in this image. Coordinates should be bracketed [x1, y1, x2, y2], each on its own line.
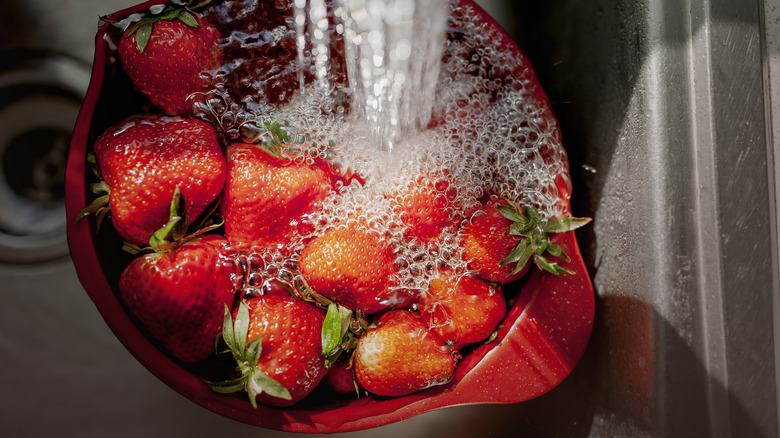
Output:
[2, 0, 778, 436]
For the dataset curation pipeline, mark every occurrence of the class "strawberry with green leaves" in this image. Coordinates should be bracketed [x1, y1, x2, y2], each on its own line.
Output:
[80, 116, 226, 247]
[119, 2, 222, 116]
[318, 301, 362, 394]
[220, 143, 335, 253]
[119, 231, 240, 363]
[297, 222, 401, 314]
[419, 270, 506, 349]
[353, 310, 457, 397]
[461, 198, 590, 282]
[209, 296, 329, 407]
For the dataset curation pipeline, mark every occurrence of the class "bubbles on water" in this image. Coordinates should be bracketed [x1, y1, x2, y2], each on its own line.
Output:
[189, 1, 570, 302]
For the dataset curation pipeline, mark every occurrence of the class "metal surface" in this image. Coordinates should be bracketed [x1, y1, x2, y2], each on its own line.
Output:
[0, 0, 778, 437]
[493, 0, 780, 436]
[0, 52, 88, 263]
[0, 0, 259, 436]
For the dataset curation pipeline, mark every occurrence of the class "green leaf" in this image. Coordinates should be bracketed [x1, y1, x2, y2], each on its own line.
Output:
[533, 254, 574, 276]
[533, 254, 558, 275]
[338, 305, 353, 336]
[322, 303, 352, 356]
[525, 205, 541, 223]
[244, 337, 263, 366]
[90, 181, 110, 195]
[121, 243, 142, 255]
[545, 242, 570, 262]
[322, 303, 342, 356]
[495, 204, 527, 224]
[207, 376, 247, 394]
[500, 238, 533, 275]
[125, 21, 142, 37]
[248, 369, 292, 407]
[75, 194, 110, 223]
[535, 237, 548, 256]
[160, 7, 182, 21]
[484, 330, 499, 344]
[234, 301, 250, 355]
[265, 122, 291, 144]
[545, 216, 592, 234]
[135, 22, 153, 52]
[178, 10, 200, 28]
[188, 0, 214, 10]
[507, 222, 529, 236]
[220, 304, 237, 354]
[322, 303, 354, 365]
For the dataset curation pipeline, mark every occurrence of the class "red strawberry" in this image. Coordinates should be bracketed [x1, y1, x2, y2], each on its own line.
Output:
[461, 198, 591, 282]
[389, 176, 456, 244]
[323, 355, 358, 394]
[119, 235, 240, 363]
[460, 199, 526, 283]
[209, 296, 328, 407]
[119, 5, 222, 116]
[353, 310, 456, 397]
[298, 222, 401, 314]
[83, 116, 226, 247]
[419, 270, 506, 349]
[220, 143, 334, 253]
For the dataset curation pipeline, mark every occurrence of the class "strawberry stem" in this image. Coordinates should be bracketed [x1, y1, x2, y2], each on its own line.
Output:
[149, 187, 187, 250]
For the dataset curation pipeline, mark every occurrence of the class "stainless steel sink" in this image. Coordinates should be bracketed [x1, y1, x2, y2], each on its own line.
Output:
[482, 0, 780, 436]
[1, 0, 778, 437]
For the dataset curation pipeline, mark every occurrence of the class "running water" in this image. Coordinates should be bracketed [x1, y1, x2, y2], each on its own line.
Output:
[296, 0, 449, 153]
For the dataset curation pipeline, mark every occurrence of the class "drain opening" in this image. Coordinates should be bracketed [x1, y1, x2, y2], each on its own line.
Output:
[0, 53, 89, 263]
[3, 126, 69, 206]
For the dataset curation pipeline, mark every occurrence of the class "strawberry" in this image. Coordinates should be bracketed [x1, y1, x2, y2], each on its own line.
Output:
[460, 199, 591, 282]
[118, 234, 240, 363]
[389, 175, 456, 244]
[297, 222, 400, 314]
[419, 270, 506, 349]
[220, 143, 334, 253]
[118, 4, 222, 116]
[353, 310, 456, 397]
[209, 296, 328, 407]
[323, 355, 358, 394]
[81, 116, 226, 247]
[460, 199, 527, 283]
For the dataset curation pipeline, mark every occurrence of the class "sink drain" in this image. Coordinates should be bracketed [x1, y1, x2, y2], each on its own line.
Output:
[0, 51, 90, 263]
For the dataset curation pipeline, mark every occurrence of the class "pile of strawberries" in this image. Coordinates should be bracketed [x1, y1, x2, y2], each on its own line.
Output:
[79, 0, 588, 408]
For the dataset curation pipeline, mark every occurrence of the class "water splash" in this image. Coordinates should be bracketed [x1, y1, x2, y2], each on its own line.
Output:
[336, 0, 449, 153]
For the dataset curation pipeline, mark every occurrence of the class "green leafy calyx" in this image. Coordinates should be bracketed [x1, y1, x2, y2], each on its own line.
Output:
[321, 303, 358, 366]
[496, 200, 591, 276]
[75, 180, 111, 227]
[207, 301, 292, 407]
[125, 1, 212, 52]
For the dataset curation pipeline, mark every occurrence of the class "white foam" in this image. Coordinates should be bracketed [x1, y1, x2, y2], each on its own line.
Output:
[194, 1, 570, 303]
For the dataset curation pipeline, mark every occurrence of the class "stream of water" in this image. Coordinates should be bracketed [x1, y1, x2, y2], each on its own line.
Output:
[295, 0, 449, 153]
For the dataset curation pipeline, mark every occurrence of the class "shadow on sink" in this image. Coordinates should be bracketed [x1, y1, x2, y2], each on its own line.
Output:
[505, 0, 778, 436]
